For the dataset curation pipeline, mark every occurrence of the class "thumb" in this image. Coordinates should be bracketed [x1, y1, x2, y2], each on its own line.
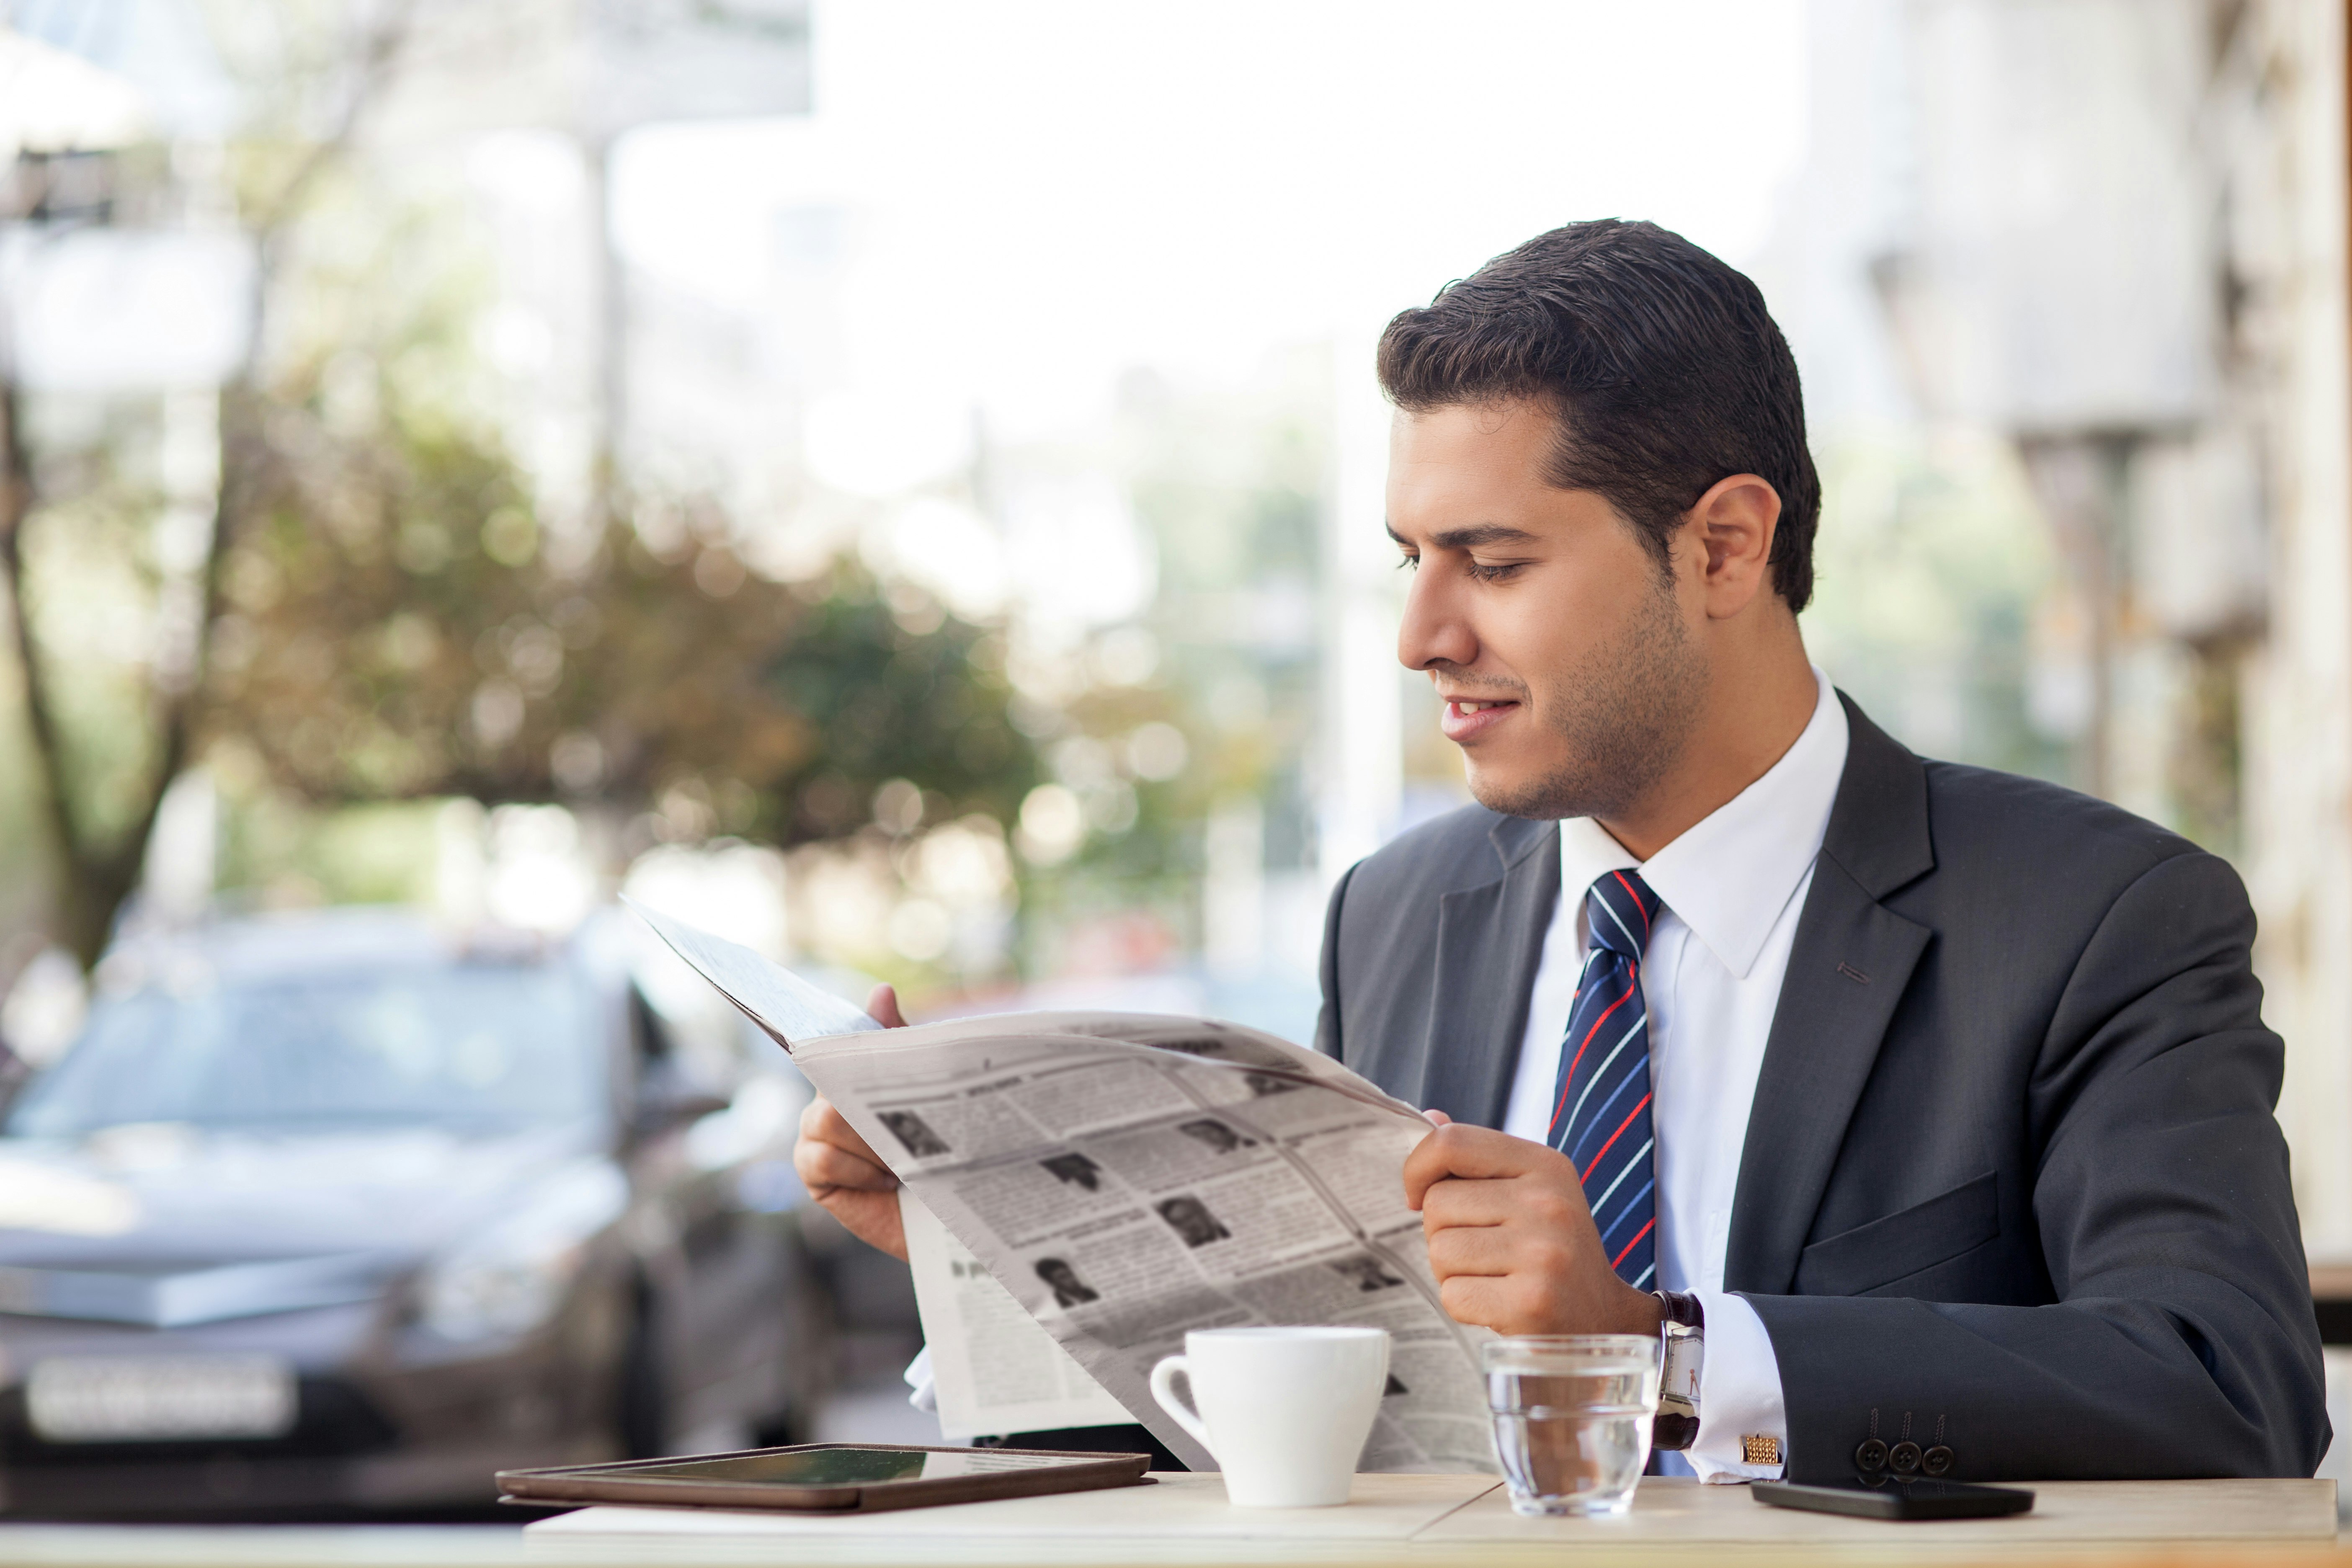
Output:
[868, 983, 909, 1029]
[1423, 1108, 1454, 1127]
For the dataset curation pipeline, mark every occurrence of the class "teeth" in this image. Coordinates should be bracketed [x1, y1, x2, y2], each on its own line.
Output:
[1455, 701, 1498, 713]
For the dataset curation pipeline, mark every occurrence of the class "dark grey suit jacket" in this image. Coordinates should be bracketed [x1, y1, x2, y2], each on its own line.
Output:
[1314, 695, 2328, 1482]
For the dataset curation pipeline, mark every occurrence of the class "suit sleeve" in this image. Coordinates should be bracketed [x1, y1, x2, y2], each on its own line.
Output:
[1743, 851, 2330, 1482]
[1312, 863, 1358, 1063]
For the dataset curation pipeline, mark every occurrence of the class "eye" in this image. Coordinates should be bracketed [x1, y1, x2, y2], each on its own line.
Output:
[1466, 560, 1528, 584]
[1395, 552, 1421, 572]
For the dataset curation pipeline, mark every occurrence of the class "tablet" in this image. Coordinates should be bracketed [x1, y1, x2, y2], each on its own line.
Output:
[497, 1442, 1155, 1514]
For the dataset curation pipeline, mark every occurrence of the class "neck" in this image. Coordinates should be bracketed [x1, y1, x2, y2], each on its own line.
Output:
[1597, 627, 1820, 860]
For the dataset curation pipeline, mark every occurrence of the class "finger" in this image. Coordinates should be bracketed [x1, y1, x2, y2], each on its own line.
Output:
[795, 1137, 900, 1194]
[1436, 1273, 1526, 1335]
[1432, 1125, 1559, 1180]
[1425, 1223, 1527, 1279]
[1419, 1176, 1530, 1230]
[1402, 1124, 1550, 1207]
[800, 1097, 883, 1164]
[1423, 1109, 1453, 1127]
[868, 983, 908, 1029]
[814, 1186, 910, 1263]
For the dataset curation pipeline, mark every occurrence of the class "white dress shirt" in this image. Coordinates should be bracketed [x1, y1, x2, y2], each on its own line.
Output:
[1501, 668, 1849, 1482]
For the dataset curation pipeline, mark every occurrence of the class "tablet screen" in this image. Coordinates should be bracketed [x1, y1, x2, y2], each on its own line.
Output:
[599, 1448, 1110, 1488]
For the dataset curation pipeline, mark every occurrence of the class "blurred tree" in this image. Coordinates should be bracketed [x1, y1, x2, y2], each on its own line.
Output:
[0, 5, 416, 966]
[0, 0, 1039, 971]
[211, 387, 1035, 844]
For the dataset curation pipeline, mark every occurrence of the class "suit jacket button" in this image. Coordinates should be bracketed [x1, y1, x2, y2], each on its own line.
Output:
[1922, 1445, 1953, 1476]
[1889, 1441, 1922, 1473]
[1854, 1439, 1888, 1472]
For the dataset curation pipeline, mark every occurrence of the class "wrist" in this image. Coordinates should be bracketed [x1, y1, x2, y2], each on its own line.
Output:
[1612, 1282, 1667, 1336]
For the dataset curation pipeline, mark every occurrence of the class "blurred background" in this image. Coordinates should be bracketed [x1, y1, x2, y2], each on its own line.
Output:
[0, 0, 2346, 1519]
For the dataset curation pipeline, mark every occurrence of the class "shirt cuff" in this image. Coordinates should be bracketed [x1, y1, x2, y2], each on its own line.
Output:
[903, 1344, 938, 1413]
[1686, 1289, 1787, 1482]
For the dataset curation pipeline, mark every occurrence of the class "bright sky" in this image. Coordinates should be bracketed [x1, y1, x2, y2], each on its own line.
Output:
[611, 0, 1809, 440]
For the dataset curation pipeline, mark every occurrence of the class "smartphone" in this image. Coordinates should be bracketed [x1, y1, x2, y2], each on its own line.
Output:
[1752, 1479, 2034, 1520]
[498, 1443, 1152, 1514]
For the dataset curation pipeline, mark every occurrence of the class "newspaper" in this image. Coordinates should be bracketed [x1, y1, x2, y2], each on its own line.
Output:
[900, 1194, 1133, 1439]
[629, 900, 1498, 1474]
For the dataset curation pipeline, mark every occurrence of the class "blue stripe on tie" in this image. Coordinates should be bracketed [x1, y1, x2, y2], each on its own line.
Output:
[1559, 1014, 1647, 1140]
[1566, 1058, 1646, 1164]
[1584, 1137, 1652, 1218]
[1592, 888, 1642, 953]
[1549, 868, 1664, 1289]
[1596, 1176, 1656, 1243]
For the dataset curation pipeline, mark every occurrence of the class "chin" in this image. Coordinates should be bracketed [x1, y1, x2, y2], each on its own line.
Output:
[1461, 759, 1561, 821]
[1461, 745, 1626, 823]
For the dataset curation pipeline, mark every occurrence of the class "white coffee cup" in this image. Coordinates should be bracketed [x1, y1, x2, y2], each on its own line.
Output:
[1148, 1326, 1389, 1507]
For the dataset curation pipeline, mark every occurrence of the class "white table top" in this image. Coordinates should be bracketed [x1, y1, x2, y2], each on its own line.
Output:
[0, 1475, 2336, 1567]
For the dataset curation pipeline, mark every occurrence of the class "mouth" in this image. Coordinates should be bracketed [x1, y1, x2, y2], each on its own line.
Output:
[1438, 695, 1522, 744]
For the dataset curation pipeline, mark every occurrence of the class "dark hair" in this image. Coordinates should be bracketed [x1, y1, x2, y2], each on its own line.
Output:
[1376, 220, 1819, 611]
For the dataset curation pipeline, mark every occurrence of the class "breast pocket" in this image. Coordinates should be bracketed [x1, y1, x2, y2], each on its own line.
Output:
[1792, 1171, 2000, 1297]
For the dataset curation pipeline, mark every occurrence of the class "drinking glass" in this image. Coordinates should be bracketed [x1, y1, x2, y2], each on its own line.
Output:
[1481, 1334, 1658, 1516]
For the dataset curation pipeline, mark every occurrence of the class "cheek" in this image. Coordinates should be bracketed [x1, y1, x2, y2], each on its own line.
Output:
[1489, 593, 1604, 703]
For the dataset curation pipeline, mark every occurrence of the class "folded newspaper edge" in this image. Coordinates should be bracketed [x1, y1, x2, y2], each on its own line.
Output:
[624, 895, 884, 1044]
[629, 902, 1500, 1475]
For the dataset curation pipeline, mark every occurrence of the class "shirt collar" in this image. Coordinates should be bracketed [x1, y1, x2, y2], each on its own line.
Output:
[1556, 668, 1850, 980]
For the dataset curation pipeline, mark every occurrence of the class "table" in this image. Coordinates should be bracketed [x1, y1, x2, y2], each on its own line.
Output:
[0, 1476, 2337, 1568]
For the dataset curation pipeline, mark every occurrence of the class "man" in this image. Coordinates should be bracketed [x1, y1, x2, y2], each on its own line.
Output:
[797, 219, 2328, 1485]
[1331, 219, 2325, 1484]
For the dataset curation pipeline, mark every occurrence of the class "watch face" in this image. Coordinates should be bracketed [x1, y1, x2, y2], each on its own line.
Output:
[1659, 1331, 1702, 1412]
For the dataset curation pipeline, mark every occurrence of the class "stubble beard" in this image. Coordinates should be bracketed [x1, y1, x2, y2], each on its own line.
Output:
[1464, 579, 1708, 823]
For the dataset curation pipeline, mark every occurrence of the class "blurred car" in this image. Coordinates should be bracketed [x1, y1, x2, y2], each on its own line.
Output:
[0, 908, 831, 1518]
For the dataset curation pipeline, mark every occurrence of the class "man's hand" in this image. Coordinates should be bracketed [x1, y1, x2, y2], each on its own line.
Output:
[791, 984, 912, 1261]
[1402, 1122, 1666, 1338]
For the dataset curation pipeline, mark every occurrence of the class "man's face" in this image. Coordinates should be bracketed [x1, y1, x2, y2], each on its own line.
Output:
[1387, 400, 1707, 821]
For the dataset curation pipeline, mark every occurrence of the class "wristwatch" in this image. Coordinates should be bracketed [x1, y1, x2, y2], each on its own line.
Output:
[1653, 1289, 1703, 1451]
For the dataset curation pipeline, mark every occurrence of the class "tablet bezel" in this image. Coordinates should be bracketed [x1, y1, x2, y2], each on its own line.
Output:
[497, 1441, 1155, 1513]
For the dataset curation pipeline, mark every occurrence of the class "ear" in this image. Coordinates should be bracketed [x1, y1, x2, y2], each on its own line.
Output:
[1680, 473, 1782, 619]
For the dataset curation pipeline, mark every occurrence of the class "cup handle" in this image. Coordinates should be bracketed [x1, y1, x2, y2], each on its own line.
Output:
[1148, 1354, 1215, 1457]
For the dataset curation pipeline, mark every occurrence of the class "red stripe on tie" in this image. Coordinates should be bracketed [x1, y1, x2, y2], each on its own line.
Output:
[1610, 1215, 1656, 1272]
[1549, 962, 1638, 1133]
[1612, 870, 1651, 936]
[1580, 1091, 1653, 1181]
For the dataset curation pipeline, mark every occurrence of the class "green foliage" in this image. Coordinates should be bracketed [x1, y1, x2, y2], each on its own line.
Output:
[213, 795, 443, 910]
[207, 397, 1037, 844]
[15, 485, 168, 849]
[1805, 431, 2070, 782]
[760, 580, 1034, 840]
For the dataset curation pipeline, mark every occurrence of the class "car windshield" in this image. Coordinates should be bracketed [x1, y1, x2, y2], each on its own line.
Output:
[6, 963, 605, 1137]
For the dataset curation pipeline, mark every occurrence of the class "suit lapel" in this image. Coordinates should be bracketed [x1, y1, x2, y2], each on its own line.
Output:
[1724, 697, 1936, 1296]
[1418, 816, 1560, 1127]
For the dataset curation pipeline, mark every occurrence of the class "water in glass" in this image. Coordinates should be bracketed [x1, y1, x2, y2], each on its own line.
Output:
[1482, 1336, 1658, 1516]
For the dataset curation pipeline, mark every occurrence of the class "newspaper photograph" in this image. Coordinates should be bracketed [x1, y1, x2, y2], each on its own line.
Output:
[629, 900, 1498, 1474]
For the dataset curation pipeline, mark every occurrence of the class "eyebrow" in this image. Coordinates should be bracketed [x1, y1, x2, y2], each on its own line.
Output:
[1385, 523, 1542, 550]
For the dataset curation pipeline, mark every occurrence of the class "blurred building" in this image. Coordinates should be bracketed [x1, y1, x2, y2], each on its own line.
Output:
[9, 0, 2352, 1256]
[1771, 0, 2352, 1256]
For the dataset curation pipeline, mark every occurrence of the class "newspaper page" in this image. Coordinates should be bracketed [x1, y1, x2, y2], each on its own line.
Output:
[901, 1193, 1132, 1439]
[629, 903, 1498, 1474]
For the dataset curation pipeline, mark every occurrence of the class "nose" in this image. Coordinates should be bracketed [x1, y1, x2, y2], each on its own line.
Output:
[1397, 562, 1478, 673]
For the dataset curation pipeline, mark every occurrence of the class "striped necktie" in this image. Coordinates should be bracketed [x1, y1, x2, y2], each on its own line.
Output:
[1548, 869, 1664, 1290]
